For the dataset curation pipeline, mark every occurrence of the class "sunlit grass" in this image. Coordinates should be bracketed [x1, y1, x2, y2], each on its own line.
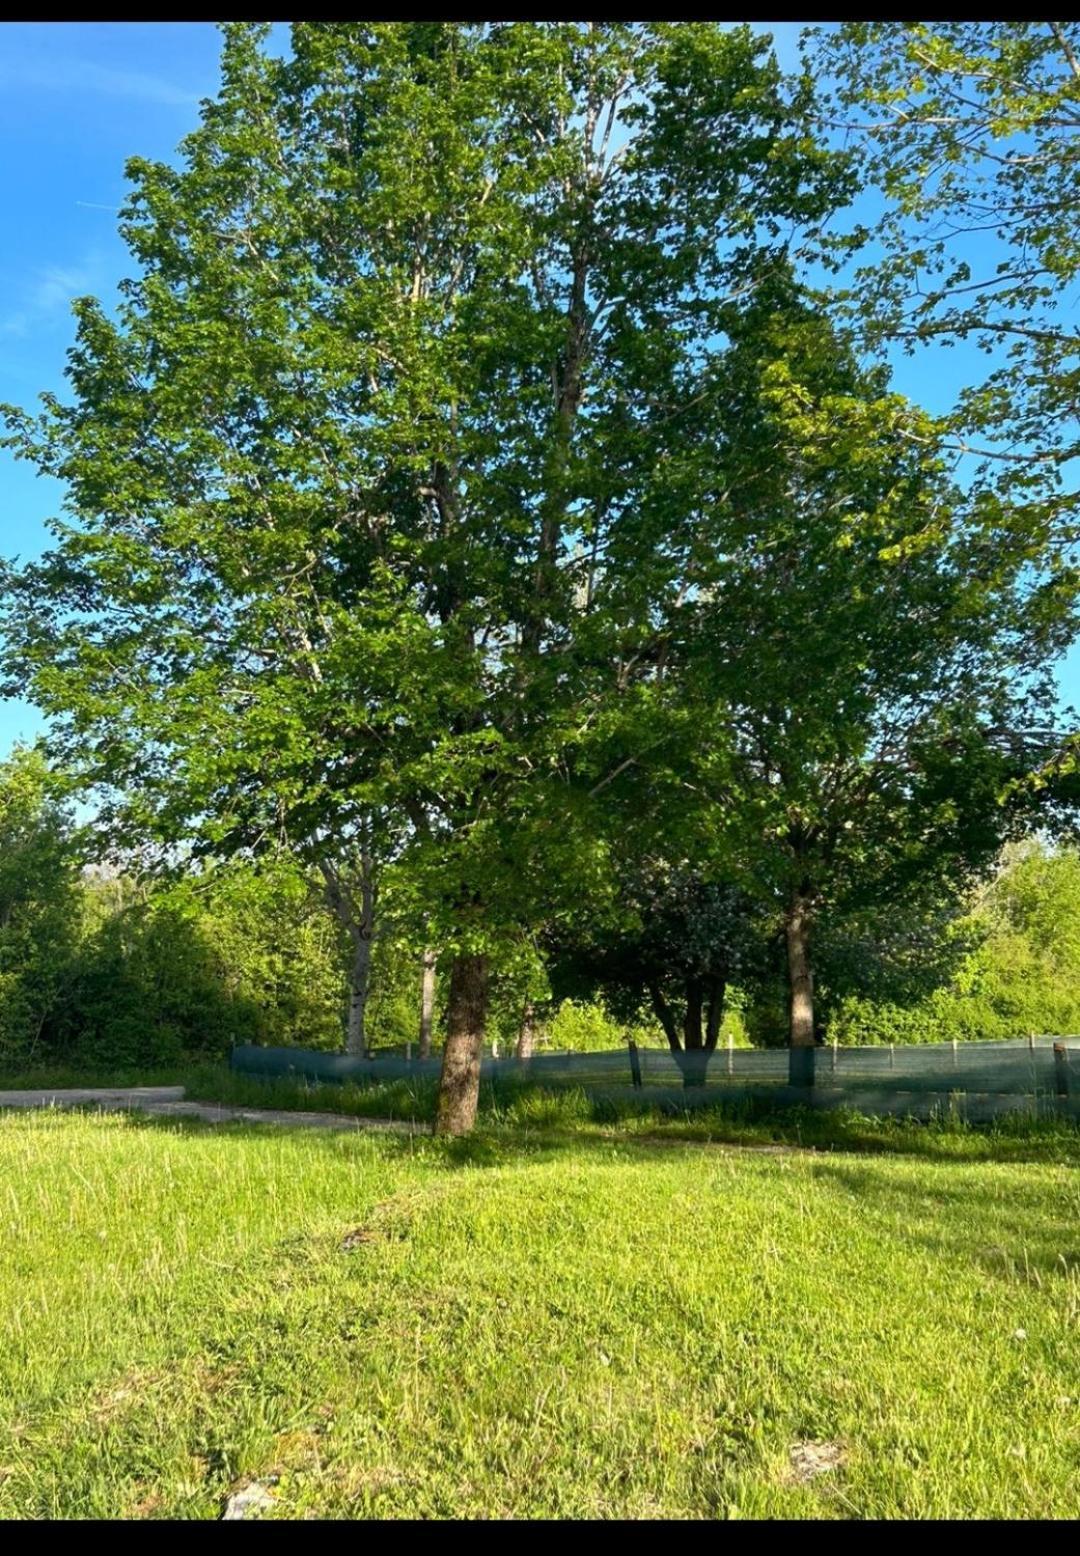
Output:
[1, 1104, 1079, 1518]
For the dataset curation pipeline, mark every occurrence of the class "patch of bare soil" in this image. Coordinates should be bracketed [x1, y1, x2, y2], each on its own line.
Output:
[786, 1440, 847, 1484]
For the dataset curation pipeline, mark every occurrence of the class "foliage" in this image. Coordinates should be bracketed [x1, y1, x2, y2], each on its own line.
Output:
[0, 21, 851, 981]
[67, 860, 349, 1065]
[0, 746, 84, 1062]
[0, 813, 354, 1066]
[538, 997, 627, 1052]
[571, 270, 1068, 1049]
[810, 22, 1080, 603]
[828, 841, 1080, 1043]
[549, 868, 766, 1057]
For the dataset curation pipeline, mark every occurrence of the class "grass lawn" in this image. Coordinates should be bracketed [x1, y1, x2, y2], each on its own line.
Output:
[1, 1102, 1079, 1519]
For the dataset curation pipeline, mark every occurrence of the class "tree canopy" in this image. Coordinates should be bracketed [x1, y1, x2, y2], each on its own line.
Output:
[812, 22, 1080, 567]
[1, 22, 1078, 1129]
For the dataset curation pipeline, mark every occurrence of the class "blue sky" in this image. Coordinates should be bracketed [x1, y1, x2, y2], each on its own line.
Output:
[1, 21, 1077, 757]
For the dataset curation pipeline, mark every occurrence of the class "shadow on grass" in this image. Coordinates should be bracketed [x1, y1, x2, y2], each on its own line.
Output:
[7, 1061, 1080, 1173]
[53, 1093, 1080, 1175]
[802, 1154, 1080, 1287]
[51, 1094, 1080, 1295]
[178, 1067, 1080, 1166]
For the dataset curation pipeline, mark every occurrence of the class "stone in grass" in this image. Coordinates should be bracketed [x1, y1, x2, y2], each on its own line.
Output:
[222, 1479, 277, 1520]
[787, 1441, 846, 1484]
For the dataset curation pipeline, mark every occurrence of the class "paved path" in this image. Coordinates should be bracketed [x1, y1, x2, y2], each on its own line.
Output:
[0, 1087, 429, 1135]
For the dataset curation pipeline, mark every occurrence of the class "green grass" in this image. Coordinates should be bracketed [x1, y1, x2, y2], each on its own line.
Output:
[1, 1104, 1079, 1518]
[183, 1062, 441, 1122]
[0, 1063, 194, 1090]
[181, 1062, 1080, 1166]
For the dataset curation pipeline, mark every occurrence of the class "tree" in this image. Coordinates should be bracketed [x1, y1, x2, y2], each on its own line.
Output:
[809, 23, 1080, 589]
[1, 22, 849, 1132]
[576, 271, 1073, 1049]
[551, 868, 766, 1084]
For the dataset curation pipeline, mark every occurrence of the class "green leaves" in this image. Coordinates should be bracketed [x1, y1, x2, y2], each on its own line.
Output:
[811, 22, 1080, 536]
[4, 20, 1069, 1050]
[0, 23, 855, 962]
[569, 271, 1070, 1026]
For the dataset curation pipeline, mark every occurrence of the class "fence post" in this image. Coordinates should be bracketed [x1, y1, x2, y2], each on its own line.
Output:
[727, 1031, 734, 1077]
[1054, 1041, 1070, 1098]
[789, 1046, 816, 1092]
[627, 1039, 642, 1090]
[405, 1040, 412, 1064]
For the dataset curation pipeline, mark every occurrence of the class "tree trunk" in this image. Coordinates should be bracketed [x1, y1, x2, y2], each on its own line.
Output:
[418, 947, 436, 1060]
[648, 981, 681, 1054]
[678, 977, 705, 1087]
[319, 847, 377, 1059]
[786, 893, 815, 1048]
[682, 977, 704, 1052]
[651, 977, 727, 1088]
[345, 932, 372, 1057]
[684, 976, 727, 1088]
[705, 976, 725, 1051]
[434, 952, 489, 1137]
[516, 998, 537, 1060]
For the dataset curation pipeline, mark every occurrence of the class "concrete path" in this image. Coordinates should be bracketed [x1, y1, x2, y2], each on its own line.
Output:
[0, 1087, 429, 1135]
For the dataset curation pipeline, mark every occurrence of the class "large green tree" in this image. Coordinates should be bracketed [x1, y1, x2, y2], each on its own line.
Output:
[1, 22, 848, 1131]
[576, 272, 1073, 1050]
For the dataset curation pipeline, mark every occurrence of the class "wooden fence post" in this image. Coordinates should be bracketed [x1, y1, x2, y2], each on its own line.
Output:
[627, 1039, 642, 1090]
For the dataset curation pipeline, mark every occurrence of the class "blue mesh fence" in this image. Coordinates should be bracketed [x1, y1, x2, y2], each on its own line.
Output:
[231, 1035, 1080, 1120]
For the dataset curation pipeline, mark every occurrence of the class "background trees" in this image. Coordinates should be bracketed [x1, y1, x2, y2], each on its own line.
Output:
[4, 740, 1080, 1070]
[0, 752, 350, 1068]
[0, 24, 1078, 1128]
[0, 747, 83, 1063]
[826, 842, 1080, 1044]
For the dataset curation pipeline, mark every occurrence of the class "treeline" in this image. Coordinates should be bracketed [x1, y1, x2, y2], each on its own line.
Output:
[2, 25, 1079, 1131]
[0, 745, 660, 1065]
[5, 746, 1080, 1069]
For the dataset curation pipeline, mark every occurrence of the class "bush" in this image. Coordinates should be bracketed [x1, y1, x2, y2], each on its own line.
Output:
[546, 998, 628, 1051]
[822, 843, 1080, 1044]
